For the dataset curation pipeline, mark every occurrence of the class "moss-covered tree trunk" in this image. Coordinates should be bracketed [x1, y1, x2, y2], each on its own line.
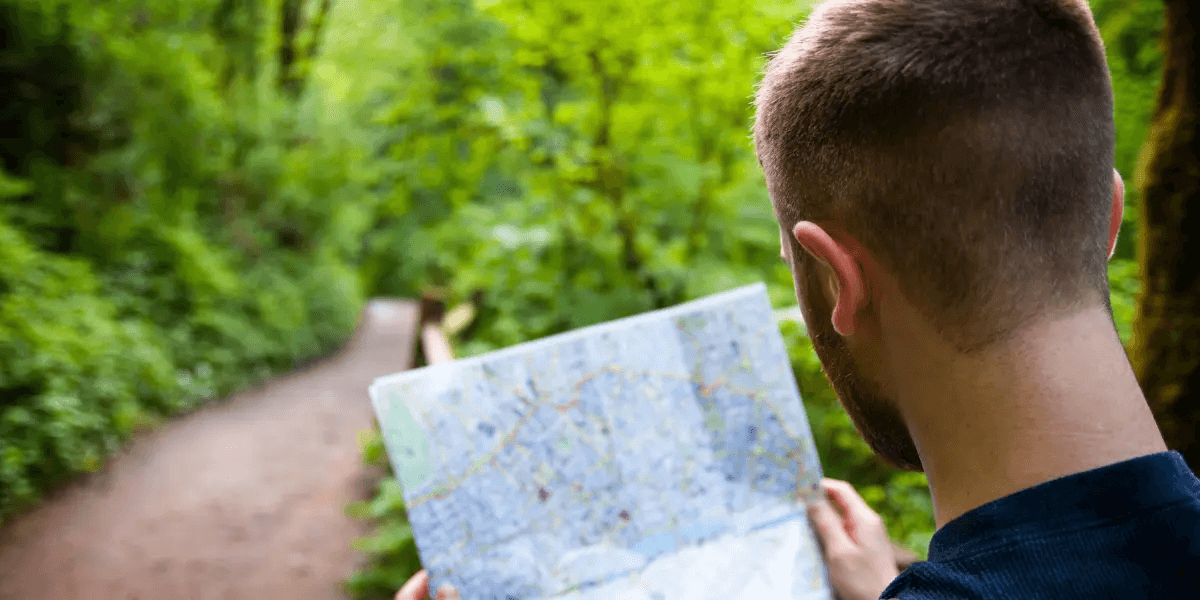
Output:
[1131, 0, 1200, 470]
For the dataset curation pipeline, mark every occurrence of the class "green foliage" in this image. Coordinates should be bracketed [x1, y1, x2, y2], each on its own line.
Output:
[350, 0, 803, 354]
[0, 0, 366, 523]
[1092, 0, 1165, 260]
[1110, 259, 1142, 345]
[1089, 0, 1161, 336]
[0, 213, 171, 507]
[342, 430, 423, 600]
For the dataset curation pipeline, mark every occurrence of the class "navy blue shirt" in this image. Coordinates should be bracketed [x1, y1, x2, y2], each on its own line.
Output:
[881, 451, 1200, 599]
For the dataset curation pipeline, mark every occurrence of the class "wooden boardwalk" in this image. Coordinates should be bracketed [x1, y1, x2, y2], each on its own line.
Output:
[0, 299, 419, 600]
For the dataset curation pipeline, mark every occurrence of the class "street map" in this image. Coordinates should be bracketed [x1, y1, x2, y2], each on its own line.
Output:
[369, 283, 832, 600]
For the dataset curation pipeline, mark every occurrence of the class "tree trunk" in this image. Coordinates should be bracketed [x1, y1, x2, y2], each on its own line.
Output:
[277, 0, 302, 97]
[304, 0, 333, 62]
[211, 0, 261, 90]
[1131, 0, 1200, 471]
[276, 0, 334, 99]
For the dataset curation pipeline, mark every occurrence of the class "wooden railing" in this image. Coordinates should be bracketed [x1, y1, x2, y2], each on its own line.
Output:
[416, 293, 919, 573]
[418, 295, 455, 366]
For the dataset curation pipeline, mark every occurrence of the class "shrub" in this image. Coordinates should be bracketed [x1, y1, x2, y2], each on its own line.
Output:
[0, 0, 366, 524]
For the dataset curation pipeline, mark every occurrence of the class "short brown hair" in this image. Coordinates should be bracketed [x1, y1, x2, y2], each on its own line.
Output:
[754, 0, 1115, 351]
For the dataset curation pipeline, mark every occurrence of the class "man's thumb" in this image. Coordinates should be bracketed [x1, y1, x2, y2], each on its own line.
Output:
[808, 499, 854, 558]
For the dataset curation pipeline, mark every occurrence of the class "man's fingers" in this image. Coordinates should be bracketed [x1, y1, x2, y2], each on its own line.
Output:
[436, 585, 461, 600]
[396, 570, 429, 600]
[808, 497, 854, 558]
[822, 478, 881, 527]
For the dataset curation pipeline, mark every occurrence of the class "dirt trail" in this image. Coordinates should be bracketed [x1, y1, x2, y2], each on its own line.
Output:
[0, 300, 418, 600]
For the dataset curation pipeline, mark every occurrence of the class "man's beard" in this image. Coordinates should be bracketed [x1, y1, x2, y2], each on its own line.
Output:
[798, 253, 925, 472]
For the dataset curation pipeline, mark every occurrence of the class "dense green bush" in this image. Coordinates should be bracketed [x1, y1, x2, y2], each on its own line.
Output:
[0, 0, 365, 522]
[0, 205, 170, 501]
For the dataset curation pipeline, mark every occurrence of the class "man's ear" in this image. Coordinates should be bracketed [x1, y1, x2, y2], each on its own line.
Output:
[792, 221, 869, 336]
[1109, 168, 1124, 261]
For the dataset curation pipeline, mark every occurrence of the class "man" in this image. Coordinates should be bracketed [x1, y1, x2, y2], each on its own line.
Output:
[400, 0, 1200, 598]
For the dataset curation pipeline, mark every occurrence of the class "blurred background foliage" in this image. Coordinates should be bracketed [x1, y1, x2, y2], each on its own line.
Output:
[0, 0, 1164, 596]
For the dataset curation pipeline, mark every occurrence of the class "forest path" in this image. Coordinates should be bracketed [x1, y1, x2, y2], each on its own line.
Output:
[0, 300, 419, 600]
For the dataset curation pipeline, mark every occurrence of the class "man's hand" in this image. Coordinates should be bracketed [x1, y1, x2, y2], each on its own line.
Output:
[395, 570, 459, 600]
[808, 478, 901, 600]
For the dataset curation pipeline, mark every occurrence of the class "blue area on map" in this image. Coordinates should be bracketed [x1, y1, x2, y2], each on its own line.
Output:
[632, 532, 678, 556]
[679, 517, 727, 543]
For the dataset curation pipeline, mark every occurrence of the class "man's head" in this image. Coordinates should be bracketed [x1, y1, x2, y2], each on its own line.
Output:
[754, 0, 1119, 470]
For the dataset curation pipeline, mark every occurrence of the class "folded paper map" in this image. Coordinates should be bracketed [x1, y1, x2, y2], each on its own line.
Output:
[369, 283, 832, 600]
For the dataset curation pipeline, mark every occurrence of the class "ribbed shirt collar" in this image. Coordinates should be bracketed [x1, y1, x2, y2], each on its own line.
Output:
[927, 451, 1200, 564]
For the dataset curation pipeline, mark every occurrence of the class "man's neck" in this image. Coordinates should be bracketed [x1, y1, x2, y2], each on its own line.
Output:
[892, 306, 1168, 529]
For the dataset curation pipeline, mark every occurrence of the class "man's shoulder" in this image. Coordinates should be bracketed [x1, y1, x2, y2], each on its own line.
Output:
[882, 502, 1200, 598]
[878, 562, 991, 600]
[883, 451, 1200, 599]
